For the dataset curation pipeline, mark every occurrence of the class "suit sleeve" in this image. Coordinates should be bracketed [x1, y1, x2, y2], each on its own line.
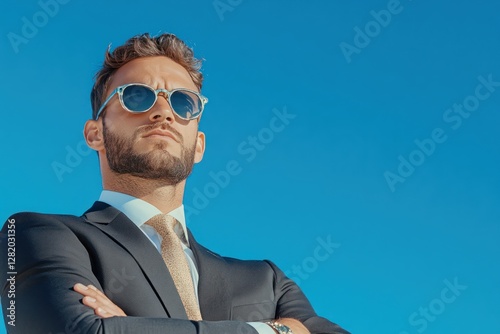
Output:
[264, 260, 350, 334]
[0, 213, 258, 334]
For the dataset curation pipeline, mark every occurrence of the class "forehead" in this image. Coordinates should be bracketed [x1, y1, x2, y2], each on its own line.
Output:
[108, 56, 197, 92]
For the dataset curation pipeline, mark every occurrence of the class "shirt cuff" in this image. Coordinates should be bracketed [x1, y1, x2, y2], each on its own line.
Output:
[247, 322, 276, 334]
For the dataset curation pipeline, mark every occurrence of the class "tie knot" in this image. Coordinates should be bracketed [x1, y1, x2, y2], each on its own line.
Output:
[163, 214, 178, 230]
[146, 214, 187, 245]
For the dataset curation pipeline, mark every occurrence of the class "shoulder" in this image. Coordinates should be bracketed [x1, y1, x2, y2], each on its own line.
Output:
[2, 211, 82, 231]
[194, 240, 282, 275]
[218, 252, 284, 279]
[6, 211, 80, 222]
[2, 201, 113, 229]
[0, 210, 104, 243]
[0, 211, 98, 285]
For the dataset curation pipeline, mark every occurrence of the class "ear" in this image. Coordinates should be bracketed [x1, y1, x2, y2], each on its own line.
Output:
[194, 131, 205, 163]
[84, 119, 104, 151]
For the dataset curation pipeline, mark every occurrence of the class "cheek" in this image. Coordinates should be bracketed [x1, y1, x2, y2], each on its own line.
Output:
[181, 124, 199, 144]
[104, 123, 137, 147]
[105, 109, 145, 132]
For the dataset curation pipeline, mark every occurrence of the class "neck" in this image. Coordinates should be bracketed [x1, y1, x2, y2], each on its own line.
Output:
[103, 173, 186, 213]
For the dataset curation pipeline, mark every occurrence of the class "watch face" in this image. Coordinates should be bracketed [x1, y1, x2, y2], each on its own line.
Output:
[276, 324, 291, 333]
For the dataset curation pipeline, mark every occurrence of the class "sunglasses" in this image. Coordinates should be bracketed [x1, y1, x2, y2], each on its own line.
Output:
[95, 83, 208, 120]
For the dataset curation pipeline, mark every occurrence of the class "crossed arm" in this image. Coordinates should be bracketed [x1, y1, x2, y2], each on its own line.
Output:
[1, 213, 348, 333]
[73, 283, 311, 334]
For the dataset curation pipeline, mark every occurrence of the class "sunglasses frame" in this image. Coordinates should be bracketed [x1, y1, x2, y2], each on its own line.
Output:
[95, 83, 208, 120]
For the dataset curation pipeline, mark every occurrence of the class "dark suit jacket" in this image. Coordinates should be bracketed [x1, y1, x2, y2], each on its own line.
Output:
[0, 202, 348, 333]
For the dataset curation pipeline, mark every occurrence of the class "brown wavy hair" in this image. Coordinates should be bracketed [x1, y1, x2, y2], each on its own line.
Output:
[90, 33, 203, 119]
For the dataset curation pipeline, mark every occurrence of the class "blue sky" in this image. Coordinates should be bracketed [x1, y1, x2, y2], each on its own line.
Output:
[1, 0, 499, 333]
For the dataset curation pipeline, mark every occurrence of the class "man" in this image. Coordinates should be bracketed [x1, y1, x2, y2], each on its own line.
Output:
[0, 33, 348, 334]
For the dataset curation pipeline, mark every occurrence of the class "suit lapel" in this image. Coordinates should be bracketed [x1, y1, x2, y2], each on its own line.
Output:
[82, 202, 188, 319]
[188, 229, 233, 320]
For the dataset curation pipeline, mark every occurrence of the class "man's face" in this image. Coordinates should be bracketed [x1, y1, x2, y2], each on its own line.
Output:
[97, 56, 205, 184]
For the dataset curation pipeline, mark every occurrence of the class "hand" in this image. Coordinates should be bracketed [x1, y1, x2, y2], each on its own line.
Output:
[274, 318, 310, 334]
[73, 283, 127, 318]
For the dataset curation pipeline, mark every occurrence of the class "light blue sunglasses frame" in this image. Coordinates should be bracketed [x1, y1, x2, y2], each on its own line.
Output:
[95, 83, 208, 120]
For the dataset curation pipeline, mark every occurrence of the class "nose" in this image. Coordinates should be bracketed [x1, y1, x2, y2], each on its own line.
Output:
[149, 92, 174, 123]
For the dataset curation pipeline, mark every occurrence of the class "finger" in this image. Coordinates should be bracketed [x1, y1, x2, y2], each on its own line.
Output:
[83, 290, 126, 317]
[84, 290, 114, 309]
[77, 285, 111, 310]
[88, 285, 108, 298]
[88, 285, 121, 312]
[74, 283, 127, 317]
[82, 296, 97, 308]
[74, 284, 107, 301]
[95, 307, 112, 318]
[82, 296, 115, 318]
[74, 283, 91, 294]
[74, 284, 102, 302]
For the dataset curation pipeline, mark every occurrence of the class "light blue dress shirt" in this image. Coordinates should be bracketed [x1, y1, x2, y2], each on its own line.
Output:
[98, 190, 274, 334]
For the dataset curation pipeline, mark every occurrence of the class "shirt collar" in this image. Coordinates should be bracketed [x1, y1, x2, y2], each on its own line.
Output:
[98, 190, 189, 243]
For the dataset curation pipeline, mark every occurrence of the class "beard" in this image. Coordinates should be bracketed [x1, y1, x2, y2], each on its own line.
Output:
[102, 120, 196, 185]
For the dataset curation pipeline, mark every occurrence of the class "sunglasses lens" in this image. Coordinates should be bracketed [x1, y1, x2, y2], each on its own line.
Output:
[122, 85, 156, 112]
[170, 90, 202, 119]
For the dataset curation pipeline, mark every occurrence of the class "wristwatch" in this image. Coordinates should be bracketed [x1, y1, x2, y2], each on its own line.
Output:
[266, 321, 294, 334]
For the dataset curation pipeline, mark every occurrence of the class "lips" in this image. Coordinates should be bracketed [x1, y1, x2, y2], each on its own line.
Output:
[143, 129, 179, 142]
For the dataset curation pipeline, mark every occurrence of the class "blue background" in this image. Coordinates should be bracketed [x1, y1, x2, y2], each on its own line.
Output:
[1, 0, 499, 333]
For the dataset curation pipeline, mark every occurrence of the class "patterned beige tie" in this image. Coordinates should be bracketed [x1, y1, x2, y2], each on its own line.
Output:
[146, 214, 202, 320]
